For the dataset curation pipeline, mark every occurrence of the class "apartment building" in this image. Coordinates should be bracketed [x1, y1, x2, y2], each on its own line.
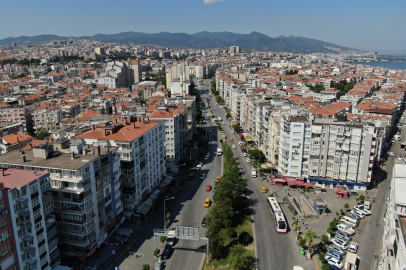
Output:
[74, 117, 166, 222]
[0, 104, 34, 133]
[0, 132, 33, 155]
[32, 106, 63, 133]
[379, 162, 406, 270]
[149, 105, 187, 173]
[0, 182, 18, 270]
[0, 141, 122, 261]
[1, 168, 60, 270]
[278, 115, 311, 178]
[307, 116, 377, 190]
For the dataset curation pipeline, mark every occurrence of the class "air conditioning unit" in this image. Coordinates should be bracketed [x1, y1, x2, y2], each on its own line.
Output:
[2, 210, 8, 215]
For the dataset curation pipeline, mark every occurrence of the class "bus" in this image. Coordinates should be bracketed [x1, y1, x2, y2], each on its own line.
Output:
[267, 197, 287, 233]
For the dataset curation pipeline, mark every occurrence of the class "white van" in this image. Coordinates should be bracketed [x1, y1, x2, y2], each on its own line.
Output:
[341, 216, 359, 227]
[251, 168, 257, 178]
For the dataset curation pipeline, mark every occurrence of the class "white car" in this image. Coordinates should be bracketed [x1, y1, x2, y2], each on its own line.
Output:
[231, 130, 235, 134]
[348, 242, 358, 253]
[351, 210, 365, 219]
[353, 205, 371, 215]
[243, 152, 248, 157]
[246, 158, 251, 163]
[327, 257, 343, 269]
[222, 122, 225, 125]
[251, 167, 256, 172]
[232, 144, 236, 149]
[195, 162, 203, 170]
[389, 152, 394, 156]
[238, 142, 243, 146]
[204, 155, 209, 160]
[327, 244, 346, 255]
[332, 238, 348, 250]
[200, 174, 207, 180]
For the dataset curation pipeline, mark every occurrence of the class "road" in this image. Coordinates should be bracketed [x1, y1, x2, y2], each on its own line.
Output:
[205, 88, 300, 270]
[357, 139, 399, 270]
[164, 85, 222, 270]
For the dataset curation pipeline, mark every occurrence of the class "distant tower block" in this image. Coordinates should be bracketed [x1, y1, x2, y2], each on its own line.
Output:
[12, 42, 17, 47]
[374, 52, 378, 61]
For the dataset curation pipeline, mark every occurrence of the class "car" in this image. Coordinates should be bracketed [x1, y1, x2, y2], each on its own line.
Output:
[196, 162, 203, 170]
[204, 198, 211, 207]
[231, 130, 235, 134]
[229, 138, 234, 142]
[260, 186, 267, 193]
[327, 257, 343, 269]
[252, 167, 256, 172]
[166, 237, 176, 246]
[351, 210, 365, 219]
[238, 142, 243, 146]
[232, 144, 236, 149]
[353, 205, 371, 215]
[216, 176, 221, 182]
[334, 234, 350, 244]
[188, 172, 195, 180]
[246, 158, 251, 163]
[332, 238, 348, 250]
[335, 231, 352, 240]
[347, 213, 361, 221]
[243, 152, 248, 157]
[204, 155, 209, 160]
[162, 245, 172, 259]
[389, 152, 394, 155]
[205, 184, 212, 191]
[201, 216, 207, 227]
[348, 242, 359, 253]
[206, 151, 211, 156]
[325, 250, 342, 261]
[327, 244, 346, 255]
[200, 174, 207, 180]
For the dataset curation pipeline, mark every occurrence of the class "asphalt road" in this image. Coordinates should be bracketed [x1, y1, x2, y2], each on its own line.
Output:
[164, 87, 222, 270]
[356, 139, 398, 270]
[207, 93, 300, 270]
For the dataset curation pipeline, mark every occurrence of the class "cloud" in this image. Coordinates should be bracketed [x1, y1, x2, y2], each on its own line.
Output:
[203, 0, 225, 4]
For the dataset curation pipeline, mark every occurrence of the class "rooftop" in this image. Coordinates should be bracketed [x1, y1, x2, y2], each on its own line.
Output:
[0, 168, 48, 189]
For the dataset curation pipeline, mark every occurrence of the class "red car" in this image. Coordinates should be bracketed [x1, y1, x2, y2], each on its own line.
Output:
[205, 185, 212, 191]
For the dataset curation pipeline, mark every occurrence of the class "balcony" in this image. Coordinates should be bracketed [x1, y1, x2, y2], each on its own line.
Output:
[47, 226, 58, 239]
[41, 182, 51, 193]
[48, 237, 58, 250]
[16, 195, 28, 204]
[18, 209, 30, 217]
[23, 257, 37, 266]
[23, 245, 36, 254]
[0, 246, 12, 261]
[18, 219, 32, 229]
[22, 233, 34, 242]
[44, 207, 54, 217]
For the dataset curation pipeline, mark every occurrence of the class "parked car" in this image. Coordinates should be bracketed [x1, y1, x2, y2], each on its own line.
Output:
[196, 162, 203, 170]
[232, 144, 236, 149]
[325, 250, 342, 261]
[327, 244, 346, 255]
[332, 239, 348, 250]
[335, 231, 352, 240]
[204, 154, 210, 160]
[347, 213, 361, 221]
[205, 184, 212, 191]
[238, 142, 243, 146]
[351, 210, 365, 219]
[348, 242, 359, 253]
[231, 130, 235, 134]
[200, 174, 207, 180]
[243, 152, 248, 157]
[327, 257, 343, 269]
[246, 158, 251, 163]
[353, 205, 371, 215]
[334, 234, 350, 244]
[162, 245, 172, 259]
[389, 151, 394, 155]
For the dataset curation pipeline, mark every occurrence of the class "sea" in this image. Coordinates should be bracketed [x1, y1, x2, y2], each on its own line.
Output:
[357, 62, 406, 70]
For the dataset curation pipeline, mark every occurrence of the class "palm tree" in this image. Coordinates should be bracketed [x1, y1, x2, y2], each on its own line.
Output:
[304, 230, 319, 257]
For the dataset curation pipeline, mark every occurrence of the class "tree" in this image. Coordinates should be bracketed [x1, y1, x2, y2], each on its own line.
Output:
[319, 252, 326, 263]
[321, 234, 329, 244]
[227, 227, 236, 238]
[298, 239, 306, 248]
[232, 123, 240, 132]
[207, 232, 224, 259]
[304, 230, 319, 256]
[142, 265, 150, 270]
[359, 195, 366, 202]
[239, 231, 253, 245]
[228, 244, 255, 270]
[153, 249, 160, 257]
[160, 236, 167, 243]
[35, 130, 50, 140]
[322, 264, 330, 270]
[344, 203, 350, 211]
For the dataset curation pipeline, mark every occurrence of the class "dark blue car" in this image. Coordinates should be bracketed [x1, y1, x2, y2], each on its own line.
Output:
[162, 245, 172, 259]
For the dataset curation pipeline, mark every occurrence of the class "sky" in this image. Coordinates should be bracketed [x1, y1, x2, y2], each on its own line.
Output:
[1, 0, 405, 52]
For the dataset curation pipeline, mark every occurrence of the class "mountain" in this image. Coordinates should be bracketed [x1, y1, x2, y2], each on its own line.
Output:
[0, 31, 357, 54]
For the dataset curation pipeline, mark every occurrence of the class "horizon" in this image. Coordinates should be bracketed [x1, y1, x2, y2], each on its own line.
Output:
[1, 0, 405, 52]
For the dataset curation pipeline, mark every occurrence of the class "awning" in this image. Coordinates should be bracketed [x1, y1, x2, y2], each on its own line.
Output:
[287, 180, 297, 186]
[295, 181, 305, 186]
[162, 178, 172, 185]
[136, 201, 153, 215]
[258, 148, 262, 151]
[245, 137, 253, 142]
[163, 174, 174, 180]
[273, 178, 286, 183]
[242, 133, 249, 137]
[265, 162, 274, 169]
[304, 183, 314, 188]
[239, 133, 243, 138]
[260, 164, 267, 169]
[308, 177, 370, 187]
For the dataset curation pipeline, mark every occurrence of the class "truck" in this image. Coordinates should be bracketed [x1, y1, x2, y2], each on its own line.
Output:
[218, 117, 221, 121]
[336, 224, 356, 235]
[217, 148, 222, 155]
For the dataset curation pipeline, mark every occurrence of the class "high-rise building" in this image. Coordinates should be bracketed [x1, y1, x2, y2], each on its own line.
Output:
[74, 117, 166, 222]
[1, 168, 60, 270]
[0, 140, 122, 261]
[229, 46, 241, 54]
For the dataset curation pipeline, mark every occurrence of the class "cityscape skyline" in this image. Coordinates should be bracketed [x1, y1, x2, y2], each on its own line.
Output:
[1, 0, 405, 53]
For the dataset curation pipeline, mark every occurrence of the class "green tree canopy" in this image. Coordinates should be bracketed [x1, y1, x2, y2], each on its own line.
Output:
[228, 244, 255, 270]
[35, 130, 50, 140]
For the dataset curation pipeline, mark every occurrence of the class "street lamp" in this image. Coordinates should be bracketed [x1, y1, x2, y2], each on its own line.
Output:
[164, 197, 174, 230]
